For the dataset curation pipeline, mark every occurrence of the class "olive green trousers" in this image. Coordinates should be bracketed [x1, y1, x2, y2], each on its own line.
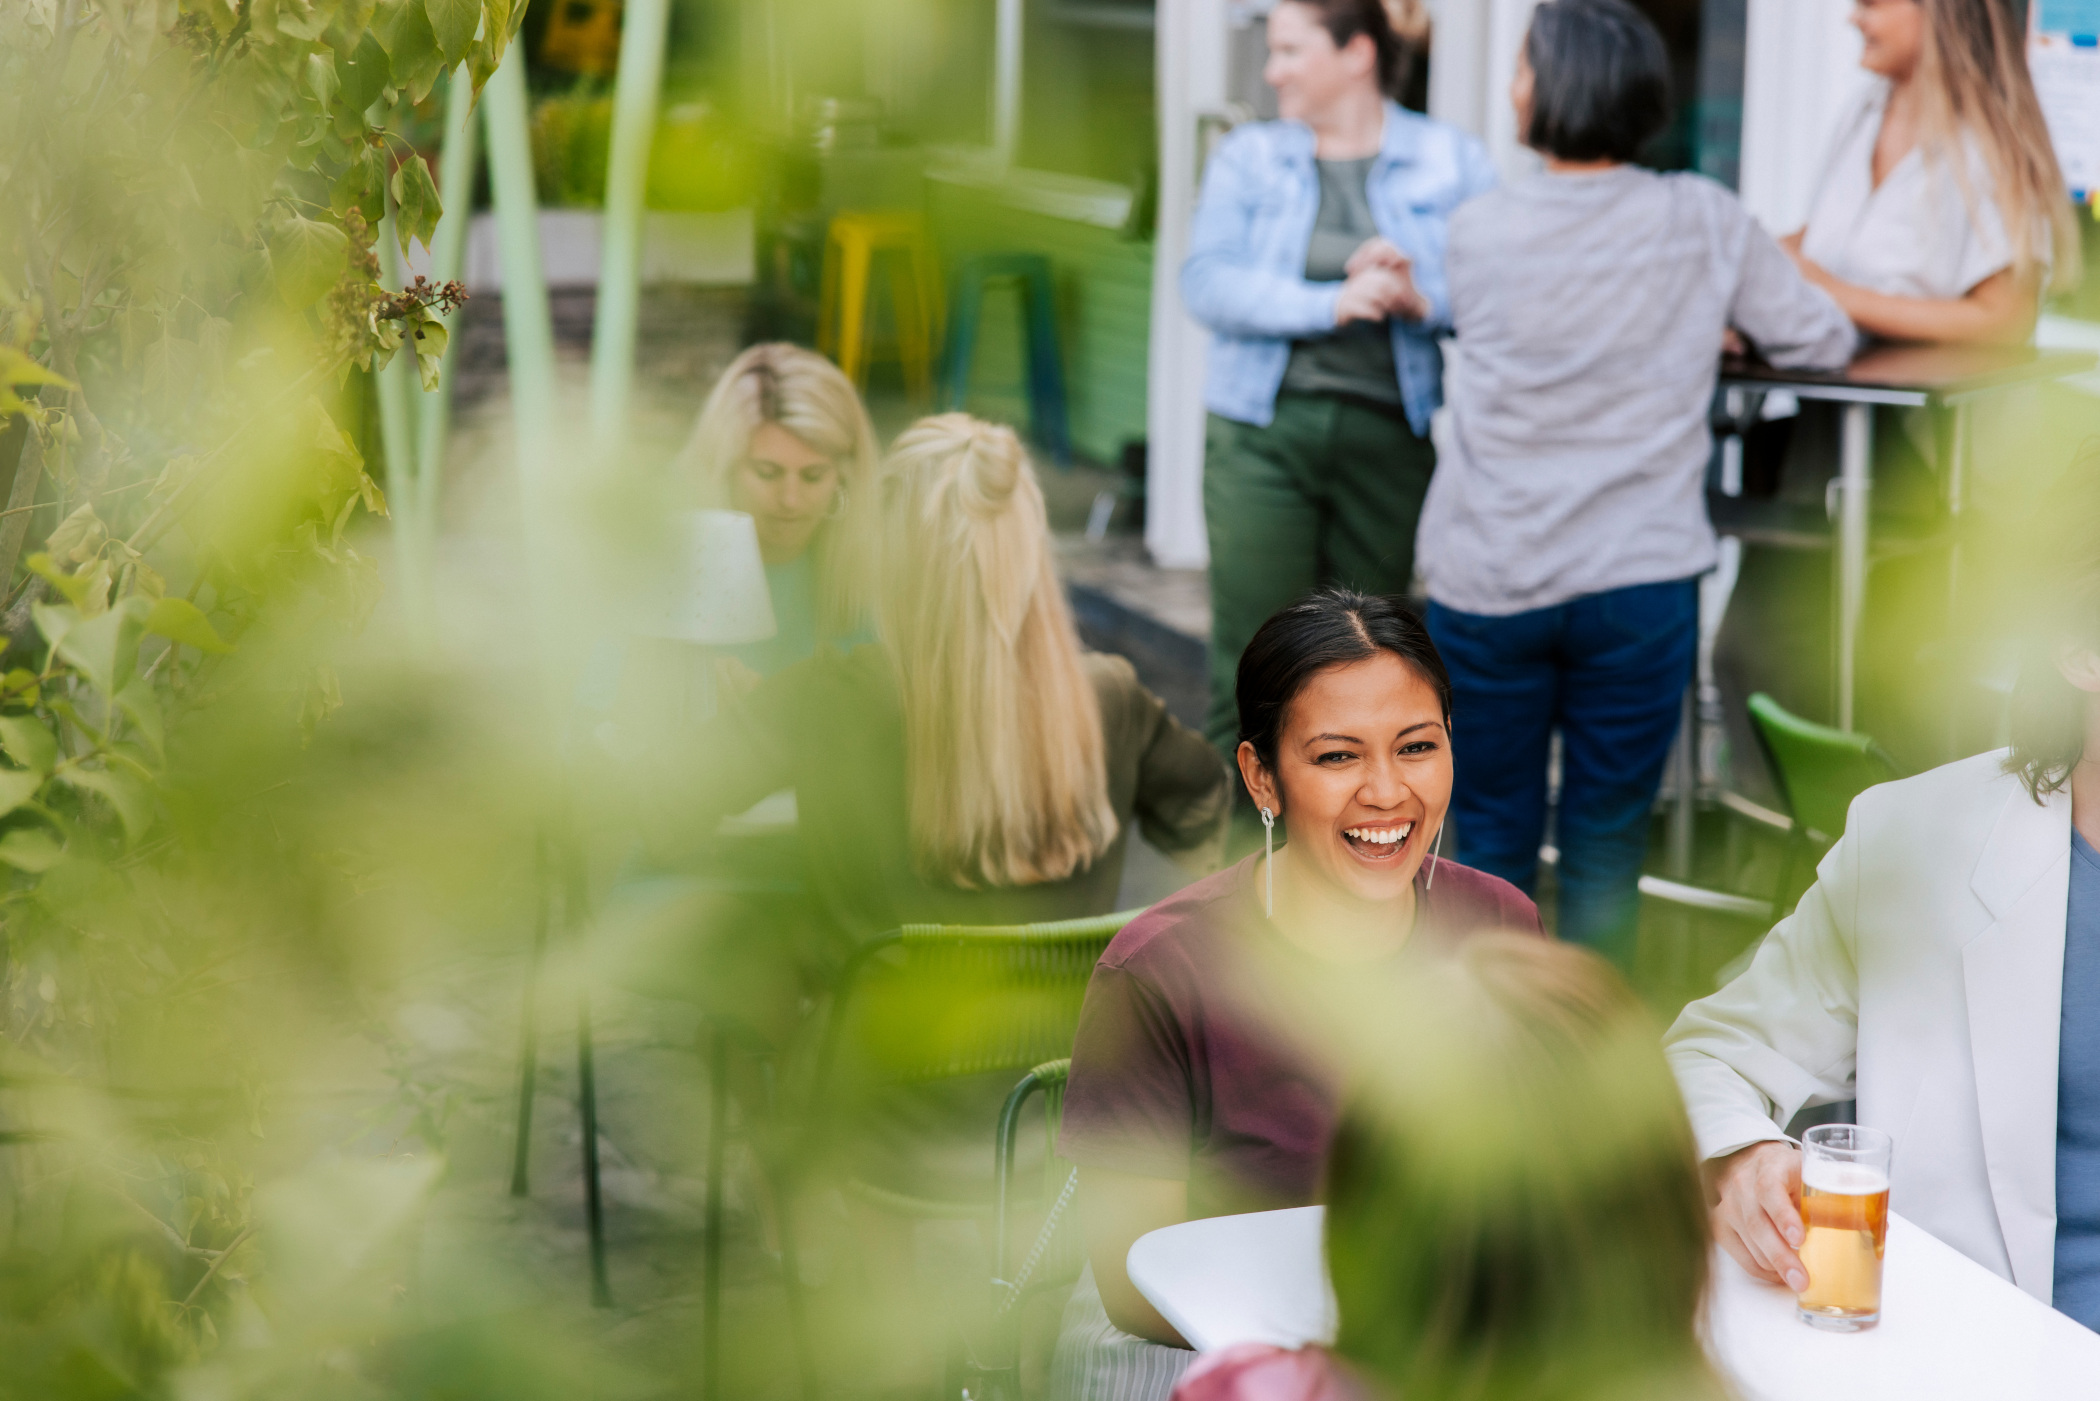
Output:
[1202, 392, 1435, 761]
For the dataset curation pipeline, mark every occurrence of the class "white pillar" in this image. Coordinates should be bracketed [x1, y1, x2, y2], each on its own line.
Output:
[1145, 0, 1231, 570]
[1738, 0, 1861, 232]
[1426, 0, 1538, 178]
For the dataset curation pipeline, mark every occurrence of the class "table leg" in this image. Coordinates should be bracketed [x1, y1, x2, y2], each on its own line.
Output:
[1835, 402, 1873, 732]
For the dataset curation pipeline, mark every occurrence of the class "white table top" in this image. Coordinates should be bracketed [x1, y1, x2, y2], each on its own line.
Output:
[1127, 1206, 2100, 1399]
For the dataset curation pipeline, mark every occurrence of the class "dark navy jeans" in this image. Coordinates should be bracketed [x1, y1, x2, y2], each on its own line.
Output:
[1426, 577, 1698, 966]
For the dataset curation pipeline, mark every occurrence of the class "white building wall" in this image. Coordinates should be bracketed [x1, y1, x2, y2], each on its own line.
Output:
[1144, 0, 1232, 569]
[1738, 0, 1863, 233]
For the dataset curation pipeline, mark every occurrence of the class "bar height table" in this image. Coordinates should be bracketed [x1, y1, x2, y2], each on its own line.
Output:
[1718, 343, 2093, 732]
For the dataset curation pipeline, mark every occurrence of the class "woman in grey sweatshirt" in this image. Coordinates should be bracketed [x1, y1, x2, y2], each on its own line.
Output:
[1418, 0, 1856, 965]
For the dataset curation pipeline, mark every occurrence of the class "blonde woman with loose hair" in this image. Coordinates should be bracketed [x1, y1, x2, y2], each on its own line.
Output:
[1786, 0, 2080, 343]
[673, 342, 879, 671]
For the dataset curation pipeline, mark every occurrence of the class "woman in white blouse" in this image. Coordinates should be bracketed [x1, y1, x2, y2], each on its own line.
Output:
[1785, 0, 2079, 343]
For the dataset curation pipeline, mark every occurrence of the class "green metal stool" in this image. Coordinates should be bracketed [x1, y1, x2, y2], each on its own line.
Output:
[941, 254, 1072, 466]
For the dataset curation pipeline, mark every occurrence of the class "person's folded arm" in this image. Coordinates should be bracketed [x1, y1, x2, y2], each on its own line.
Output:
[1727, 212, 1860, 371]
[1798, 258, 2039, 347]
[1180, 133, 1345, 340]
[1122, 665, 1231, 873]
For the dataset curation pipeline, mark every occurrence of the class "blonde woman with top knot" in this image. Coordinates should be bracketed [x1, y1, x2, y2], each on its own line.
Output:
[672, 342, 882, 675]
[655, 410, 1229, 944]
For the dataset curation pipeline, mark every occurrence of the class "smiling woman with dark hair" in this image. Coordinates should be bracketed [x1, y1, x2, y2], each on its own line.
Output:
[1047, 590, 1540, 1401]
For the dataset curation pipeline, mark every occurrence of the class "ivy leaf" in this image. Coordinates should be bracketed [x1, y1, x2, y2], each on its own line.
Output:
[62, 768, 150, 843]
[425, 0, 480, 65]
[0, 346, 73, 418]
[390, 153, 441, 257]
[53, 597, 148, 697]
[27, 555, 91, 609]
[267, 215, 349, 310]
[144, 597, 234, 655]
[116, 681, 164, 760]
[275, 0, 332, 41]
[0, 830, 66, 874]
[0, 771, 42, 823]
[304, 49, 337, 108]
[31, 602, 78, 656]
[335, 31, 392, 116]
[377, 0, 445, 102]
[45, 501, 105, 565]
[0, 715, 57, 776]
[411, 317, 448, 392]
[330, 144, 386, 218]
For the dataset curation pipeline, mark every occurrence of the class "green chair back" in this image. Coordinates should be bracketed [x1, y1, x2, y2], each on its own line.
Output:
[1746, 692, 1899, 841]
[814, 910, 1137, 1102]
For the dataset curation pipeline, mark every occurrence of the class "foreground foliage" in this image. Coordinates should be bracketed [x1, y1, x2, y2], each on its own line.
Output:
[0, 1, 559, 1392]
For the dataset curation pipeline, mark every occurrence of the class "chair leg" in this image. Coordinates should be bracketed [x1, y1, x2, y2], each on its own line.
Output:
[704, 1021, 729, 1401]
[1018, 262, 1071, 466]
[562, 837, 613, 1309]
[941, 269, 983, 412]
[838, 236, 871, 386]
[817, 234, 841, 358]
[891, 255, 931, 402]
[578, 983, 613, 1308]
[772, 1159, 821, 1401]
[509, 832, 554, 1197]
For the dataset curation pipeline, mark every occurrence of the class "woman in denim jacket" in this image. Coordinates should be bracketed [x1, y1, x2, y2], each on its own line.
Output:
[1182, 0, 1494, 778]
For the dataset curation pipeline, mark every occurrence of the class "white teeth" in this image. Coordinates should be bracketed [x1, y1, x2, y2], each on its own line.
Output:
[1345, 824, 1412, 845]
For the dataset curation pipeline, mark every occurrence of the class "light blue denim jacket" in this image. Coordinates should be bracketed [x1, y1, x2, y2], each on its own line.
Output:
[1181, 102, 1496, 436]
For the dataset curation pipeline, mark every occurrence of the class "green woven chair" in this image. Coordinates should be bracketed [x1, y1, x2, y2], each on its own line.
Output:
[790, 911, 1136, 1396]
[1747, 692, 1900, 910]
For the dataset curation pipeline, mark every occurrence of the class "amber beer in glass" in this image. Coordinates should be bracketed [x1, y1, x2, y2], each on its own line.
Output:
[1795, 1124, 1891, 1330]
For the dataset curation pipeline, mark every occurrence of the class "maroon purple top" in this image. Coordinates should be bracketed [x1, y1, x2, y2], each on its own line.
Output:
[1058, 852, 1542, 1219]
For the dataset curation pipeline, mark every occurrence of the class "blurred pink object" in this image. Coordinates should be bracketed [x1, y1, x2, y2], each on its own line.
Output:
[1172, 1343, 1366, 1401]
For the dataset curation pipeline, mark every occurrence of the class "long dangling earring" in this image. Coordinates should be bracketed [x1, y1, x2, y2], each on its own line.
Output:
[1260, 805, 1276, 919]
[1425, 819, 1446, 890]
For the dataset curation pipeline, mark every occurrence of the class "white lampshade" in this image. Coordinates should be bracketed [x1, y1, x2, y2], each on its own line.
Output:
[635, 509, 778, 645]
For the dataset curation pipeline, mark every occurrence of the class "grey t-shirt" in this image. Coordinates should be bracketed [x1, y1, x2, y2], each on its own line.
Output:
[1280, 156, 1403, 411]
[1419, 167, 1857, 616]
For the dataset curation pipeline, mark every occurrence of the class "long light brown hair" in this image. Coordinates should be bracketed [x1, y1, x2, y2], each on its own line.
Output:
[1914, 0, 2081, 292]
[673, 343, 880, 638]
[1326, 936, 1725, 1401]
[877, 414, 1116, 889]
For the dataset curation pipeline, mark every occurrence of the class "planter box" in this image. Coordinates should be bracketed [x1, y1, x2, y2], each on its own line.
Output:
[455, 208, 756, 292]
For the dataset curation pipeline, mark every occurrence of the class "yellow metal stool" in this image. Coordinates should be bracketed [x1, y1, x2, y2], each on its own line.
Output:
[817, 211, 941, 398]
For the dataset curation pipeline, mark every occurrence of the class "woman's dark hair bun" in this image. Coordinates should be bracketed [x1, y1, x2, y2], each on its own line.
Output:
[1235, 589, 1452, 775]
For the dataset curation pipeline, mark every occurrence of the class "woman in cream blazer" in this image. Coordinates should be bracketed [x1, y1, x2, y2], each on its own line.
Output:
[1666, 465, 2099, 1315]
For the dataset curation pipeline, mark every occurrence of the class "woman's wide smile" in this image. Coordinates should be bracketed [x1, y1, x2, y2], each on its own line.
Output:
[1341, 820, 1414, 863]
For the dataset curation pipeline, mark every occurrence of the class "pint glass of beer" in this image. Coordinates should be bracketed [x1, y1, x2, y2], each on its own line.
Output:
[1795, 1124, 1891, 1330]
